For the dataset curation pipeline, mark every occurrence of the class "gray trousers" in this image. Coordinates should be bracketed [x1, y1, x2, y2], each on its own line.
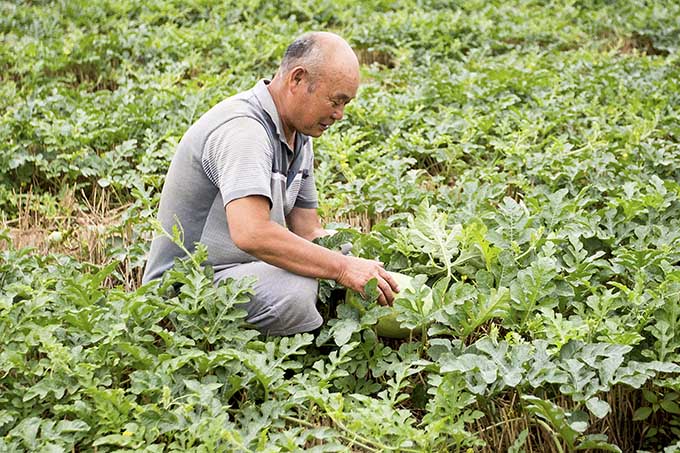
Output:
[214, 261, 323, 336]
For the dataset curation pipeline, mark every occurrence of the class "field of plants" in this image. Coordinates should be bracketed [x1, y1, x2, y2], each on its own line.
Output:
[2, 0, 680, 451]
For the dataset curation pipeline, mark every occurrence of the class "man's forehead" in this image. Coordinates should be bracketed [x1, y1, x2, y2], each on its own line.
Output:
[328, 77, 359, 100]
[322, 62, 359, 93]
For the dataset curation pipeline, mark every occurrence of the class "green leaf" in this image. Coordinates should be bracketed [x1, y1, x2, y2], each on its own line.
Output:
[487, 197, 534, 248]
[586, 397, 611, 419]
[642, 388, 658, 404]
[439, 352, 498, 394]
[406, 200, 462, 278]
[660, 400, 680, 415]
[575, 434, 622, 452]
[92, 433, 140, 448]
[632, 406, 653, 421]
[330, 318, 361, 346]
[8, 417, 41, 450]
[55, 419, 89, 433]
[507, 429, 528, 453]
[509, 257, 559, 329]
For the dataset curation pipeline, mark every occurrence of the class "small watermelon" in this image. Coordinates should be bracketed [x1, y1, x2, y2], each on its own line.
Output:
[345, 271, 433, 339]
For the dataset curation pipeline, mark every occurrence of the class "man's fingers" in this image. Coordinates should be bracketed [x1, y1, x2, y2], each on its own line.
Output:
[369, 265, 398, 306]
[376, 276, 395, 306]
[380, 269, 400, 293]
[376, 277, 392, 306]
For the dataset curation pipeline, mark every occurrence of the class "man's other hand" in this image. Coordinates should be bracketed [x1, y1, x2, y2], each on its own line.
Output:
[336, 256, 400, 306]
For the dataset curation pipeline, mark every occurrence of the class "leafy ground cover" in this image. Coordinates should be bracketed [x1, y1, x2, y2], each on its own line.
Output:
[2, 0, 680, 451]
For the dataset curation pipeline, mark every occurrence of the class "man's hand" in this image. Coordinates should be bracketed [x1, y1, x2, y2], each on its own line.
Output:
[336, 256, 400, 306]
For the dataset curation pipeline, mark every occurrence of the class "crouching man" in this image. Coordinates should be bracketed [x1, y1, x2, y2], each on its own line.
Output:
[143, 32, 398, 335]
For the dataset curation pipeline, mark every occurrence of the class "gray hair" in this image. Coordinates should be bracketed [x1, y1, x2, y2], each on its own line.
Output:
[278, 33, 324, 90]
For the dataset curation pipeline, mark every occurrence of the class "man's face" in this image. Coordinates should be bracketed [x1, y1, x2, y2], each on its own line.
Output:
[291, 68, 359, 137]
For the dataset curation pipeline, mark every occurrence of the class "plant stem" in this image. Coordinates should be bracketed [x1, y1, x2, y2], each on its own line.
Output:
[474, 417, 525, 434]
[535, 419, 564, 453]
[284, 413, 423, 453]
[282, 415, 377, 452]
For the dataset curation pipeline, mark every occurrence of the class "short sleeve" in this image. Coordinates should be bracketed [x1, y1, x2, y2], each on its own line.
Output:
[202, 117, 274, 207]
[294, 143, 319, 209]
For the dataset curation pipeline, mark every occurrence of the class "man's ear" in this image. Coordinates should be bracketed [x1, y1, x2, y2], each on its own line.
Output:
[289, 67, 305, 89]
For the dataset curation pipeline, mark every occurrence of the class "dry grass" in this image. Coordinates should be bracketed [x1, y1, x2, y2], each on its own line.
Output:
[599, 30, 670, 57]
[355, 48, 397, 69]
[1, 186, 142, 289]
[326, 210, 387, 233]
[472, 385, 671, 452]
[4, 187, 107, 257]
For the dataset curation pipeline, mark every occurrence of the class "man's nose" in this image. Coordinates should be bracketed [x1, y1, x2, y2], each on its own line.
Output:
[331, 106, 344, 121]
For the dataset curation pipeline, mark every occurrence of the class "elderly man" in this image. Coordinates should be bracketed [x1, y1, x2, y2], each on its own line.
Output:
[143, 32, 398, 335]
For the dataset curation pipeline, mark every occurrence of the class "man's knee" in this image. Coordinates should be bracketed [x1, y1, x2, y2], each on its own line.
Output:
[263, 275, 322, 336]
[214, 263, 324, 336]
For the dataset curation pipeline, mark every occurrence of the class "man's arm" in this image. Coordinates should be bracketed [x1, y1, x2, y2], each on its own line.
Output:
[286, 206, 329, 242]
[226, 196, 398, 305]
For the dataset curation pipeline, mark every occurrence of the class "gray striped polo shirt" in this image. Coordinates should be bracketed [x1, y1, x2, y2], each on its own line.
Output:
[142, 80, 318, 283]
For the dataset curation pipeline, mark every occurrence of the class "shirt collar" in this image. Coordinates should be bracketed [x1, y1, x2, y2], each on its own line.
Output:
[253, 79, 309, 153]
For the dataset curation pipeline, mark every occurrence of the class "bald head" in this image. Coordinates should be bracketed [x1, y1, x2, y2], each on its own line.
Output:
[277, 32, 359, 89]
[268, 32, 360, 143]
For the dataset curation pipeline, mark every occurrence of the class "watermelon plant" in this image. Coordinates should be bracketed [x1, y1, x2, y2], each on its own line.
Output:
[2, 0, 680, 450]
